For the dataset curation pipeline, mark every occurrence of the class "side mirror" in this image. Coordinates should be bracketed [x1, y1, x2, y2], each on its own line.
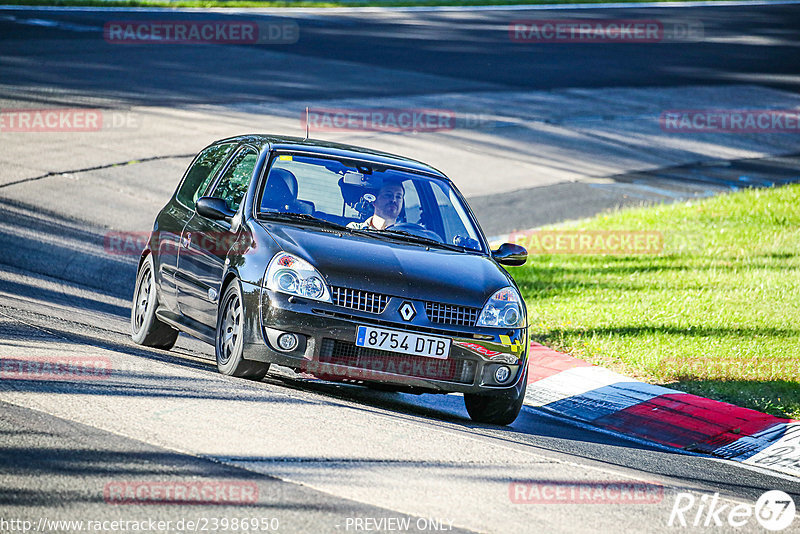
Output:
[492, 242, 528, 266]
[196, 197, 235, 222]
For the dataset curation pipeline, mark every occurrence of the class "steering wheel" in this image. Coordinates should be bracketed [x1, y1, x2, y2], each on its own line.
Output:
[386, 222, 444, 243]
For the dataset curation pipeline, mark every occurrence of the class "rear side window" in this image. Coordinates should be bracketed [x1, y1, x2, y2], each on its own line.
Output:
[176, 143, 235, 208]
[210, 147, 258, 211]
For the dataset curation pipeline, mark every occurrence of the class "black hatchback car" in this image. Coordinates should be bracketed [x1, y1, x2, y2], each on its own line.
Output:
[132, 135, 530, 424]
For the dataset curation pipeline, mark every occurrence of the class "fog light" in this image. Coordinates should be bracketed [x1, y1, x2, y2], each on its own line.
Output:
[277, 333, 299, 352]
[494, 366, 511, 383]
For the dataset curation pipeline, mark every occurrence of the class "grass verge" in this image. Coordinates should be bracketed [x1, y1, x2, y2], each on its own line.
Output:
[509, 184, 800, 419]
[2, 0, 740, 9]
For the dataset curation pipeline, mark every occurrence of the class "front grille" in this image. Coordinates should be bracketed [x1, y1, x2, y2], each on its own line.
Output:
[424, 301, 480, 327]
[317, 339, 475, 384]
[330, 286, 389, 314]
[311, 308, 475, 338]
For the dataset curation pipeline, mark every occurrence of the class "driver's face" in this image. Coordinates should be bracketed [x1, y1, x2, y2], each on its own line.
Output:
[373, 184, 404, 220]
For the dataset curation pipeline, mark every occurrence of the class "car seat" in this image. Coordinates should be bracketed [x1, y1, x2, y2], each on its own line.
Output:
[261, 168, 313, 214]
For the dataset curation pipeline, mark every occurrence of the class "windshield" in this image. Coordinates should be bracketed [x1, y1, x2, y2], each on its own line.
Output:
[257, 154, 486, 253]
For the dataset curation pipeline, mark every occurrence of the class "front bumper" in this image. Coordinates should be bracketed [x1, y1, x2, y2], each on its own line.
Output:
[241, 284, 528, 395]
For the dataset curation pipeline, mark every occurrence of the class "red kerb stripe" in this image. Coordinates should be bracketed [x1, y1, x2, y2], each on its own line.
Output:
[596, 393, 791, 449]
[527, 342, 593, 383]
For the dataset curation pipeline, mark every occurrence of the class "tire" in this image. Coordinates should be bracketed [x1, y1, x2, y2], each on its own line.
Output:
[215, 280, 269, 380]
[464, 366, 528, 425]
[131, 255, 179, 349]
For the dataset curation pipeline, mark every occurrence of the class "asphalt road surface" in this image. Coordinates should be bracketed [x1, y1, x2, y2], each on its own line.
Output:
[3, 3, 800, 104]
[1, 3, 799, 533]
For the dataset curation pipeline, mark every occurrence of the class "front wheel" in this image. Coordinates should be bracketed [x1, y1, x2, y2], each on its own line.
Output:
[215, 280, 269, 380]
[131, 255, 179, 349]
[464, 366, 528, 425]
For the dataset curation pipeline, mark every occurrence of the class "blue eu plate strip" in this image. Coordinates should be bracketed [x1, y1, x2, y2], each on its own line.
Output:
[356, 326, 366, 346]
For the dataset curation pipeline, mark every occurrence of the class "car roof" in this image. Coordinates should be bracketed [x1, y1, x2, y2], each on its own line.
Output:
[214, 134, 449, 179]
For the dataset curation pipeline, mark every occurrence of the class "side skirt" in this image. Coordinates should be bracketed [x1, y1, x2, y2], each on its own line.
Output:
[155, 307, 215, 345]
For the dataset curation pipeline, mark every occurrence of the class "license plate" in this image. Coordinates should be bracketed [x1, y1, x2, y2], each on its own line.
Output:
[355, 326, 451, 360]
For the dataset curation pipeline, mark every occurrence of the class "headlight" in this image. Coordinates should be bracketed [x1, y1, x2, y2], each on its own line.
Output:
[265, 252, 331, 302]
[476, 287, 525, 328]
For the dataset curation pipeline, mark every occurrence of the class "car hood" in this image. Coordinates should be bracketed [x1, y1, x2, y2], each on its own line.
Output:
[260, 222, 510, 307]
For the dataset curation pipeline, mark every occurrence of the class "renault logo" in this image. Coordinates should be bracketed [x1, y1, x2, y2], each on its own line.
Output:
[398, 301, 416, 321]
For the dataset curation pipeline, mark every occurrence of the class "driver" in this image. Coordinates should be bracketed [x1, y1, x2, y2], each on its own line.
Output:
[348, 181, 404, 230]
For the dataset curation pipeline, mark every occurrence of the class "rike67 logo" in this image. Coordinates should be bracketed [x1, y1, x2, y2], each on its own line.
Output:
[669, 490, 796, 531]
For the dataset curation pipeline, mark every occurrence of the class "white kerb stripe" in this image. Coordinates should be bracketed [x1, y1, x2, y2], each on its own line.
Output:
[524, 365, 636, 407]
[741, 422, 800, 477]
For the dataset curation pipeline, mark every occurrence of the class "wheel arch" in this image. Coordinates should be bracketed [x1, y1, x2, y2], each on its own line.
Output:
[138, 248, 151, 272]
[217, 268, 264, 357]
[220, 269, 239, 297]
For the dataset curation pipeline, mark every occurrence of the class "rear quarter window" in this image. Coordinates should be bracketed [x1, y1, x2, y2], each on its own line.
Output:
[210, 147, 259, 211]
[176, 143, 235, 208]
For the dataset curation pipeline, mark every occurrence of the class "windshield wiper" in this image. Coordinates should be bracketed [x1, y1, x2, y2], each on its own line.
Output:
[346, 227, 404, 242]
[381, 229, 468, 253]
[346, 226, 435, 247]
[258, 212, 349, 231]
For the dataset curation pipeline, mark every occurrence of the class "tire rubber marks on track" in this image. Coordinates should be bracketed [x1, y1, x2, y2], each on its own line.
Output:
[0, 154, 193, 190]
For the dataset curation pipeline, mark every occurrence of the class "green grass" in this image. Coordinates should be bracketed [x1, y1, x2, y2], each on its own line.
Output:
[509, 184, 800, 419]
[2, 0, 741, 9]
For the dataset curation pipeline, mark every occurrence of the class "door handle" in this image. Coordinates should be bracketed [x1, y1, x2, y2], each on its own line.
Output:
[182, 232, 191, 248]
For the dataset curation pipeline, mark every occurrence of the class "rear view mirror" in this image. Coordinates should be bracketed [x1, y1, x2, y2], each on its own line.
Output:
[492, 243, 528, 266]
[196, 196, 235, 222]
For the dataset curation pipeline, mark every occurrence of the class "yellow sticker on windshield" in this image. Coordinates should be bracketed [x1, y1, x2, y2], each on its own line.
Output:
[279, 155, 293, 161]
